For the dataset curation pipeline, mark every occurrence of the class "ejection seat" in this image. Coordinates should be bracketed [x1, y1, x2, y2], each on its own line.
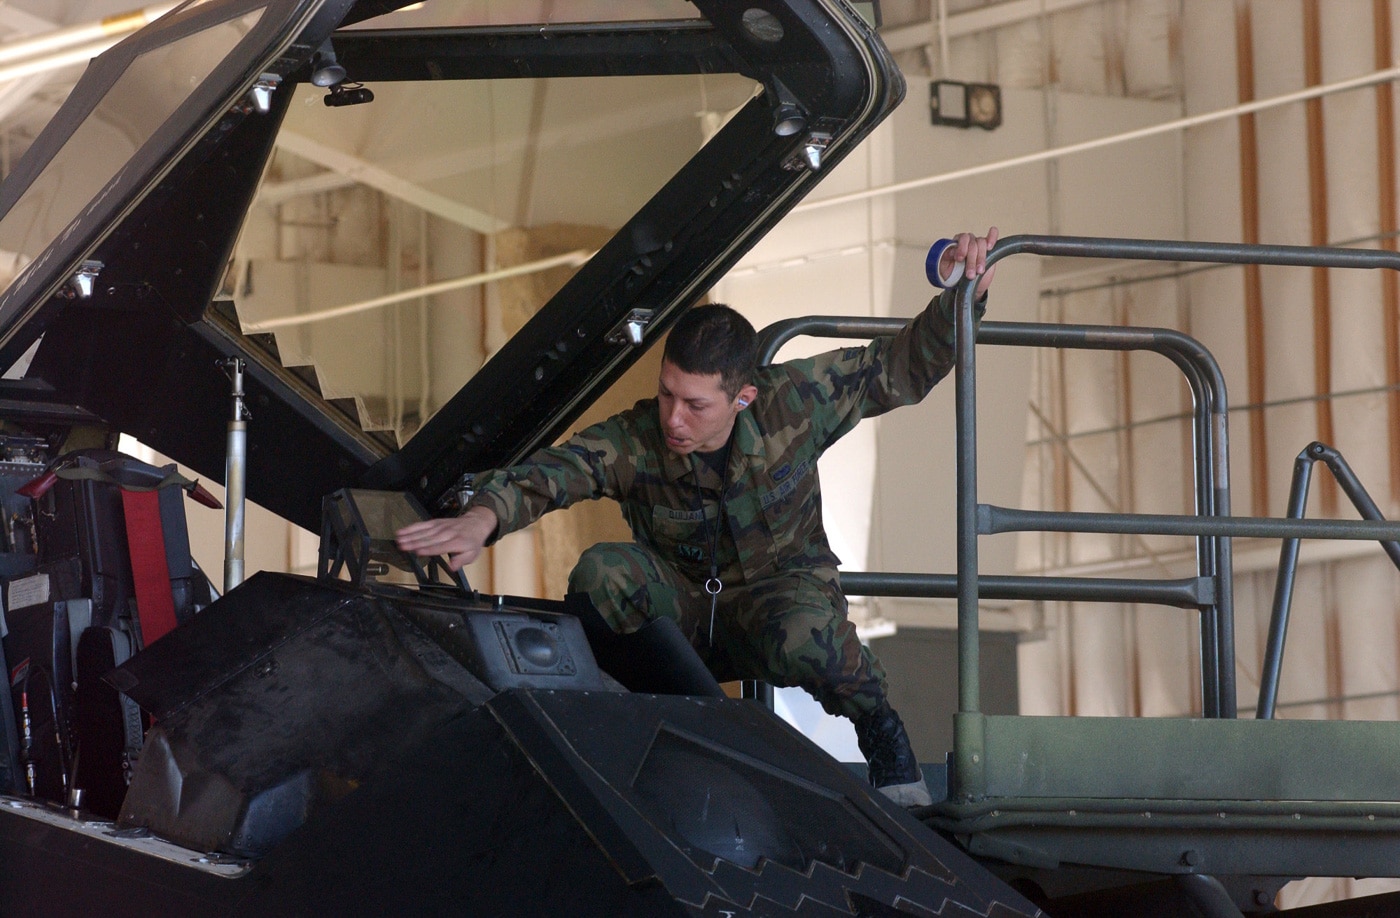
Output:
[0, 448, 216, 817]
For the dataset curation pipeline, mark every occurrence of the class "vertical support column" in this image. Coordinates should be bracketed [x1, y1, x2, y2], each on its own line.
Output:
[1375, 0, 1400, 504]
[1234, 0, 1270, 517]
[1115, 293, 1142, 716]
[1303, 0, 1337, 516]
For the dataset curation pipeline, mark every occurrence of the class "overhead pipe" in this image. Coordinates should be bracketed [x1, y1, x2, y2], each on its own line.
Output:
[791, 62, 1400, 215]
[0, 4, 177, 66]
[239, 249, 593, 332]
[0, 5, 177, 86]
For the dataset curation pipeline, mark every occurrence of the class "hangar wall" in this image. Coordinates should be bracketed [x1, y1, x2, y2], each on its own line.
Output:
[880, 1, 1400, 907]
[997, 0, 1400, 729]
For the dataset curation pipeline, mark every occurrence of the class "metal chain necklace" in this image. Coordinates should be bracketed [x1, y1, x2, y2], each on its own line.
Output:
[692, 431, 736, 645]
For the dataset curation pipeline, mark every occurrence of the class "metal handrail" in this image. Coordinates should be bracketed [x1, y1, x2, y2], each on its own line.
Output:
[839, 571, 1212, 608]
[758, 314, 1237, 715]
[984, 321, 1235, 717]
[957, 234, 1400, 730]
[981, 234, 1400, 271]
[978, 505, 1400, 541]
[761, 234, 1400, 803]
[1256, 442, 1400, 718]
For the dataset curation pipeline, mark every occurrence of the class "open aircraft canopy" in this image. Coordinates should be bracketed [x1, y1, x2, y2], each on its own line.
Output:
[0, 9, 1055, 917]
[0, 0, 902, 532]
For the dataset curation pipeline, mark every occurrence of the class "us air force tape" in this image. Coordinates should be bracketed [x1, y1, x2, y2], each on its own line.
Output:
[925, 238, 965, 289]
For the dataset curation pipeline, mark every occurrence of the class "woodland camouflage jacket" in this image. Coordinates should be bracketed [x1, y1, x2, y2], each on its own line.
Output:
[467, 289, 974, 588]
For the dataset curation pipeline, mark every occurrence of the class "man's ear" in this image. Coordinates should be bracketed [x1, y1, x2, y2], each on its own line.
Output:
[735, 384, 758, 410]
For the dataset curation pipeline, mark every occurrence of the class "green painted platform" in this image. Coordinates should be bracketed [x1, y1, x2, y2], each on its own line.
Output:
[926, 713, 1400, 877]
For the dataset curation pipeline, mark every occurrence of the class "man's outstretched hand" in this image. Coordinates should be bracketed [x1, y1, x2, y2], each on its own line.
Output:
[940, 227, 999, 298]
[395, 504, 498, 571]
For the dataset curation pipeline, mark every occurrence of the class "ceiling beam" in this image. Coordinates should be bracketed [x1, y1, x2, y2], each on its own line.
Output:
[0, 4, 179, 131]
[273, 129, 504, 234]
[0, 74, 56, 124]
[881, 0, 1103, 53]
[0, 6, 57, 131]
[0, 7, 56, 35]
[240, 249, 592, 332]
[257, 169, 357, 205]
[0, 4, 175, 66]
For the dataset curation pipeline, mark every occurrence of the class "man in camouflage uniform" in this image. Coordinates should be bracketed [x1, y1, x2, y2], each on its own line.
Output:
[398, 229, 998, 807]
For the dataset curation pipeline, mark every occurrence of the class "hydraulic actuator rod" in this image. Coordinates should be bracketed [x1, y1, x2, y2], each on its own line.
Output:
[221, 357, 249, 592]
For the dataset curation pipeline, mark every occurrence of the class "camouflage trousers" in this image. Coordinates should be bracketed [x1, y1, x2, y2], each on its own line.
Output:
[568, 542, 889, 720]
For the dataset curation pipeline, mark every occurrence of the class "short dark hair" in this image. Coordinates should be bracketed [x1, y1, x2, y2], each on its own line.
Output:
[663, 304, 757, 399]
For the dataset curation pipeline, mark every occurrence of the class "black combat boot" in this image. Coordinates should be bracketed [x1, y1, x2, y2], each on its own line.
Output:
[854, 701, 932, 807]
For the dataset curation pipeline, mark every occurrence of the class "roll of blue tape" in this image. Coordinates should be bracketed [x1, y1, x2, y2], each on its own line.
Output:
[925, 238, 965, 289]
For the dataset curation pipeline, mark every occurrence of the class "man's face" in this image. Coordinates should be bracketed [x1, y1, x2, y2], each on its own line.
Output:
[657, 360, 742, 455]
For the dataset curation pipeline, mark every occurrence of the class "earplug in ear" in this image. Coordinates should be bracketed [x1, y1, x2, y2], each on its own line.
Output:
[737, 398, 750, 408]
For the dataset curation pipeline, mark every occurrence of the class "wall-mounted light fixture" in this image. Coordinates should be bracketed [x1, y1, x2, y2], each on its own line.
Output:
[929, 80, 1002, 130]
